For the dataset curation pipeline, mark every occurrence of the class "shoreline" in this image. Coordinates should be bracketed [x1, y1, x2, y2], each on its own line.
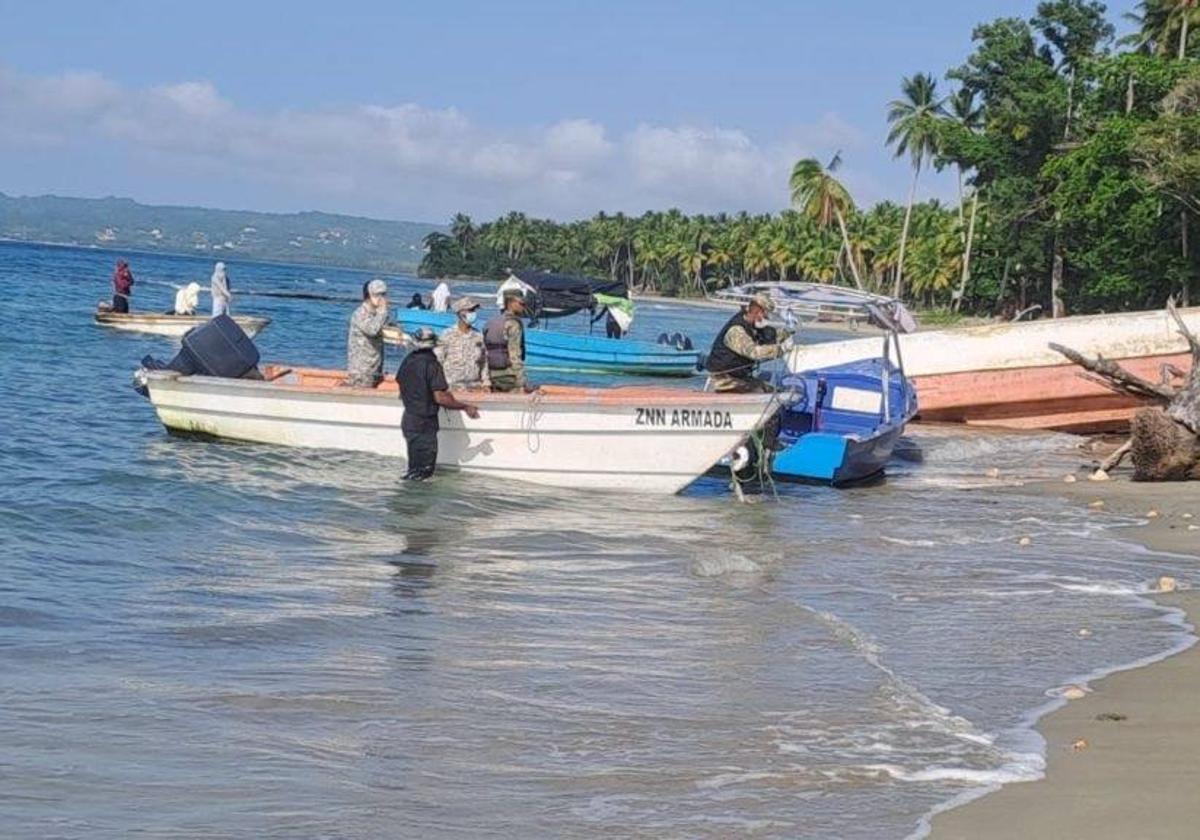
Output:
[928, 477, 1200, 840]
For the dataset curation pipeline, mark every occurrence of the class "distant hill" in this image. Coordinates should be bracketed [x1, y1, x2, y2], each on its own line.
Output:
[0, 193, 443, 273]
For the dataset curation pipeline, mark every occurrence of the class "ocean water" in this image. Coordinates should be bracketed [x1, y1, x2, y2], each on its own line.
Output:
[0, 240, 1196, 838]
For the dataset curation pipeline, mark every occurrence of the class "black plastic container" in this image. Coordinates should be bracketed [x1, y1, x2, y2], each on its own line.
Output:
[178, 314, 260, 378]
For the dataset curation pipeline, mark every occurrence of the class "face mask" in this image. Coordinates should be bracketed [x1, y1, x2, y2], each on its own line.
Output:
[462, 311, 478, 326]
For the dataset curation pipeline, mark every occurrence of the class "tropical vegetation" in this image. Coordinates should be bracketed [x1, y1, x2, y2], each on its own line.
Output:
[421, 1, 1200, 317]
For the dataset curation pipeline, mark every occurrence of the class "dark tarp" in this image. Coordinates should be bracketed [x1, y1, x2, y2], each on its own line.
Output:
[514, 270, 628, 320]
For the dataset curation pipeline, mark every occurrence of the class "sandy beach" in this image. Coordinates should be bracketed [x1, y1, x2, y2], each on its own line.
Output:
[930, 476, 1200, 839]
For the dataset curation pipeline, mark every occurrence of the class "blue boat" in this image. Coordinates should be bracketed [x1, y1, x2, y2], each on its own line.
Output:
[771, 356, 917, 484]
[395, 309, 700, 376]
[715, 282, 919, 486]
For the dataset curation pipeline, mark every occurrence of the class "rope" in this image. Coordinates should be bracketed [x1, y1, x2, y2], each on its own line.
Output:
[521, 388, 546, 452]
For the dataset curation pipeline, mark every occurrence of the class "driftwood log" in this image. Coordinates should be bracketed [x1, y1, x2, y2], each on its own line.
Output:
[1050, 299, 1200, 481]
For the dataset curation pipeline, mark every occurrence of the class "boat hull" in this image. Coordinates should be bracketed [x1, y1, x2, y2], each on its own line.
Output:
[786, 308, 1200, 432]
[770, 358, 916, 484]
[911, 353, 1191, 433]
[143, 366, 773, 494]
[95, 312, 271, 339]
[388, 311, 699, 376]
[772, 423, 905, 484]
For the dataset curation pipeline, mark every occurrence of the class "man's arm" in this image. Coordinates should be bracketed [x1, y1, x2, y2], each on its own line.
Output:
[433, 389, 479, 418]
[724, 325, 783, 362]
[505, 319, 527, 388]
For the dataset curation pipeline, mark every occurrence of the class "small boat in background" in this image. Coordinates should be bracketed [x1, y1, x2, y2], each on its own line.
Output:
[95, 311, 271, 339]
[138, 364, 774, 494]
[787, 306, 1200, 433]
[388, 269, 703, 378]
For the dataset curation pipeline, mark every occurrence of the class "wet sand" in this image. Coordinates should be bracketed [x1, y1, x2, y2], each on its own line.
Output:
[930, 477, 1200, 840]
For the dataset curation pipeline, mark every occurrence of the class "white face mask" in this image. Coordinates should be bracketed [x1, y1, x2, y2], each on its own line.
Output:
[462, 310, 478, 326]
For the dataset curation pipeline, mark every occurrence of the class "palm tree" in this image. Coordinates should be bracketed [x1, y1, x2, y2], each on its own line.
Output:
[886, 72, 946, 300]
[449, 213, 474, 258]
[1131, 0, 1199, 58]
[789, 153, 865, 289]
[946, 88, 982, 221]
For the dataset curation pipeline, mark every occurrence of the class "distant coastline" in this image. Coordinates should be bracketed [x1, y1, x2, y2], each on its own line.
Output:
[0, 192, 442, 274]
[0, 237, 422, 279]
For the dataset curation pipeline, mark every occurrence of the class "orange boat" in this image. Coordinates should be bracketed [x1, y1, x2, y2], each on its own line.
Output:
[787, 308, 1200, 433]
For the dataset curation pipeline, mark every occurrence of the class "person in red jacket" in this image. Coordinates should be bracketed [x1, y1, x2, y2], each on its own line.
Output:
[111, 260, 134, 313]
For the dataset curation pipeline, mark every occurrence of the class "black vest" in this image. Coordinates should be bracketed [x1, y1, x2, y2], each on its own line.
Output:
[484, 313, 525, 370]
[706, 311, 766, 378]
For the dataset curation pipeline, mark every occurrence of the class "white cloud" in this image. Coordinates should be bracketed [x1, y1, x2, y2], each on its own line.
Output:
[0, 65, 878, 221]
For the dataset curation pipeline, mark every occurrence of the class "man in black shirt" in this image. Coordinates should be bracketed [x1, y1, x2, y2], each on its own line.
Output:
[396, 328, 480, 481]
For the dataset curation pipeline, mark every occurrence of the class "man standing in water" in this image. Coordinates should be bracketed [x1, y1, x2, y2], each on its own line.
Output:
[396, 327, 480, 481]
[484, 289, 532, 393]
[705, 294, 794, 392]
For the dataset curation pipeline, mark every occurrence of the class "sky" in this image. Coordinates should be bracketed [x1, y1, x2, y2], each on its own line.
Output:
[0, 0, 1139, 224]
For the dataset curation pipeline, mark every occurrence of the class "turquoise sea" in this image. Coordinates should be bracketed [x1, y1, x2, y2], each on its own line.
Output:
[0, 240, 1195, 838]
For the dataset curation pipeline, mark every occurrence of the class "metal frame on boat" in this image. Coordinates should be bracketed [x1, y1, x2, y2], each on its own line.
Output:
[712, 281, 918, 333]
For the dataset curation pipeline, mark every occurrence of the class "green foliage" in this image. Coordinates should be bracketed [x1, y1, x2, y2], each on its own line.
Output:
[424, 3, 1199, 317]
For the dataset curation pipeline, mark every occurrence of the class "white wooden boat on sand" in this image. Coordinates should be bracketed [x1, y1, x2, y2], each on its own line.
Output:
[787, 307, 1200, 433]
[140, 365, 775, 493]
[95, 311, 271, 339]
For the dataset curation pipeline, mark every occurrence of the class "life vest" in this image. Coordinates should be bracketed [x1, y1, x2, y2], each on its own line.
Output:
[706, 310, 766, 379]
[484, 312, 525, 371]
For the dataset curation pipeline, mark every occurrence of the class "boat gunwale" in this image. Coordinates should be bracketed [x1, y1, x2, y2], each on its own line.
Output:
[145, 366, 776, 409]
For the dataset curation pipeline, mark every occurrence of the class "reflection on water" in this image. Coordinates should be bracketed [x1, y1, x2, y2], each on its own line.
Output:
[1, 241, 1196, 838]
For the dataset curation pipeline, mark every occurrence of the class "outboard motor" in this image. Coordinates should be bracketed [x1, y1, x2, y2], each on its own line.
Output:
[133, 315, 261, 397]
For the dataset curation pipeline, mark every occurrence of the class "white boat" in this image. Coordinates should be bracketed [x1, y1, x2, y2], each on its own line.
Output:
[140, 365, 776, 493]
[95, 311, 271, 339]
[786, 307, 1200, 432]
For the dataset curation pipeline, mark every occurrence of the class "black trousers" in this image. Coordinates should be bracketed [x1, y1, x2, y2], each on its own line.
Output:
[403, 430, 438, 479]
[112, 294, 129, 313]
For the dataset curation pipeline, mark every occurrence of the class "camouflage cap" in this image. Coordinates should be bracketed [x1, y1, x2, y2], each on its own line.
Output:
[410, 326, 438, 348]
[749, 293, 776, 313]
[451, 296, 480, 314]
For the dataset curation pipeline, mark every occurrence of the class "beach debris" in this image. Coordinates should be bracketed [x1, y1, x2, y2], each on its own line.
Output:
[1096, 712, 1127, 722]
[1147, 509, 1160, 518]
[1052, 299, 1200, 481]
[1088, 469, 1111, 481]
[1064, 473, 1078, 483]
[1189, 524, 1200, 531]
[1018, 536, 1033, 547]
[1078, 628, 1093, 638]
[1088, 500, 1106, 509]
[1184, 513, 1194, 520]
[1071, 738, 1089, 752]
[1061, 685, 1087, 700]
[1156, 575, 1178, 593]
[986, 467, 1000, 479]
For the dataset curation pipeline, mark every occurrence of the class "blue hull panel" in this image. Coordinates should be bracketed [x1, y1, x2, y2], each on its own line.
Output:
[770, 357, 916, 485]
[396, 309, 699, 376]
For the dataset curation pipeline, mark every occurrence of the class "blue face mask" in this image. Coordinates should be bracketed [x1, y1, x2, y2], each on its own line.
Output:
[462, 310, 478, 326]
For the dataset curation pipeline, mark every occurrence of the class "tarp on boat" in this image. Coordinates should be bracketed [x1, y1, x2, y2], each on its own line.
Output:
[513, 270, 628, 321]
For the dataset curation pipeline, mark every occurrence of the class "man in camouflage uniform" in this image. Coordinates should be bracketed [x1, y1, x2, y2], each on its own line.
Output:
[484, 289, 531, 393]
[705, 293, 794, 393]
[436, 297, 490, 388]
[346, 278, 392, 388]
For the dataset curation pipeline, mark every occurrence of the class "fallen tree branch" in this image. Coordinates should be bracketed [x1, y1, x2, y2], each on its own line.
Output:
[1048, 343, 1177, 401]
